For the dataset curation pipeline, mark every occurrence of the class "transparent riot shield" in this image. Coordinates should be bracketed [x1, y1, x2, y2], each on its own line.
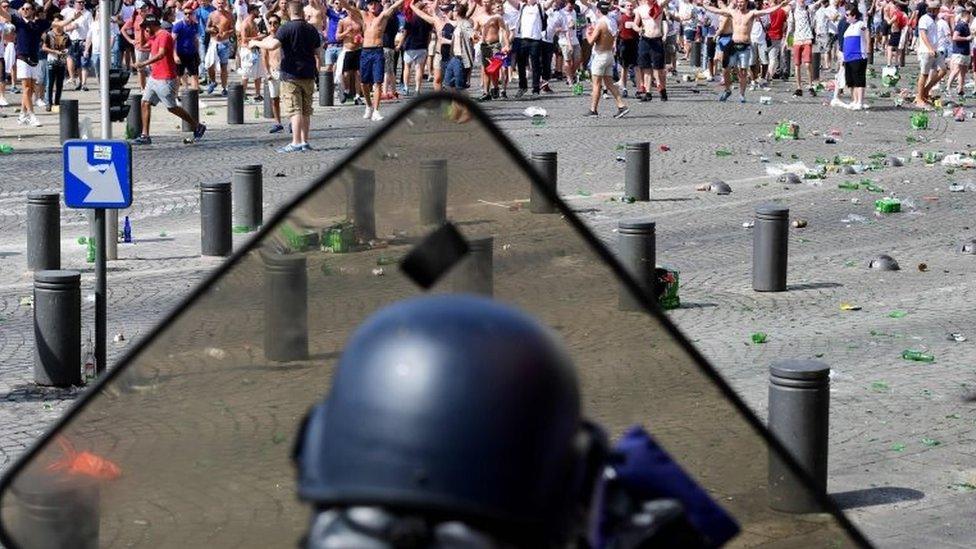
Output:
[0, 95, 869, 548]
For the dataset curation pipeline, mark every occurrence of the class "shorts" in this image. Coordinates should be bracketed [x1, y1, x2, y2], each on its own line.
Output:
[404, 48, 427, 65]
[756, 41, 770, 65]
[844, 58, 867, 87]
[480, 41, 502, 65]
[281, 78, 314, 117]
[177, 52, 200, 76]
[68, 41, 90, 68]
[561, 43, 581, 61]
[726, 42, 753, 69]
[683, 28, 696, 41]
[15, 59, 43, 80]
[266, 73, 281, 99]
[119, 35, 134, 53]
[816, 33, 836, 53]
[359, 47, 384, 84]
[951, 53, 971, 67]
[324, 44, 343, 65]
[342, 49, 361, 73]
[590, 49, 614, 76]
[444, 56, 464, 88]
[637, 36, 665, 70]
[215, 41, 231, 65]
[919, 51, 945, 74]
[888, 31, 901, 49]
[143, 77, 178, 108]
[665, 34, 678, 56]
[619, 38, 638, 66]
[383, 47, 396, 76]
[716, 34, 732, 67]
[792, 42, 812, 65]
[238, 48, 266, 79]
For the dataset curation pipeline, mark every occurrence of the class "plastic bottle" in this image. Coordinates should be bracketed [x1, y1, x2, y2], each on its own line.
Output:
[837, 181, 859, 190]
[901, 350, 935, 362]
[83, 331, 96, 383]
[86, 237, 95, 263]
[123, 216, 132, 243]
[715, 149, 732, 157]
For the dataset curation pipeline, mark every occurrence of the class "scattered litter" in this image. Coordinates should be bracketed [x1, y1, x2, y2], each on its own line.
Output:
[911, 111, 929, 130]
[77, 236, 87, 245]
[204, 347, 227, 360]
[869, 254, 900, 270]
[759, 96, 772, 105]
[941, 153, 976, 168]
[890, 442, 907, 452]
[917, 262, 929, 272]
[948, 333, 968, 342]
[875, 198, 901, 213]
[781, 173, 802, 185]
[888, 310, 908, 318]
[841, 213, 870, 225]
[659, 145, 670, 152]
[887, 156, 905, 167]
[523, 106, 547, 118]
[696, 183, 711, 191]
[870, 381, 890, 392]
[773, 120, 800, 140]
[824, 137, 837, 144]
[742, 221, 754, 228]
[750, 332, 768, 344]
[577, 189, 592, 197]
[159, 231, 168, 237]
[19, 296, 33, 307]
[961, 239, 976, 254]
[371, 267, 385, 276]
[615, 156, 625, 162]
[901, 349, 935, 362]
[791, 219, 807, 228]
[0, 144, 12, 154]
[715, 149, 733, 157]
[275, 172, 286, 177]
[113, 333, 125, 343]
[711, 181, 732, 195]
[921, 437, 941, 447]
[839, 303, 861, 311]
[948, 482, 976, 492]
[949, 183, 966, 192]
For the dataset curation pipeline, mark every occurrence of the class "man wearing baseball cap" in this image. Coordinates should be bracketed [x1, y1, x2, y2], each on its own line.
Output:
[132, 15, 206, 144]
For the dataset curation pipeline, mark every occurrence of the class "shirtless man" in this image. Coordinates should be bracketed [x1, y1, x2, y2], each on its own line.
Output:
[410, 0, 456, 92]
[238, 4, 266, 99]
[475, 0, 510, 100]
[335, 0, 363, 103]
[586, 0, 629, 118]
[704, 0, 787, 102]
[305, 0, 325, 29]
[338, 0, 403, 121]
[249, 13, 285, 133]
[633, 0, 669, 100]
[206, 0, 234, 95]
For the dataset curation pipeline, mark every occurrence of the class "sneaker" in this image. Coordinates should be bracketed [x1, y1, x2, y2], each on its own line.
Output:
[584, 110, 598, 117]
[739, 94, 746, 103]
[193, 123, 207, 140]
[354, 95, 365, 105]
[10, 86, 21, 94]
[300, 143, 315, 151]
[277, 143, 304, 153]
[500, 90, 508, 99]
[613, 106, 630, 118]
[34, 98, 46, 108]
[719, 90, 732, 102]
[602, 90, 609, 99]
[478, 93, 492, 102]
[371, 110, 384, 121]
[0, 96, 8, 106]
[254, 95, 264, 102]
[17, 113, 27, 125]
[133, 134, 152, 145]
[363, 107, 373, 119]
[207, 82, 217, 94]
[792, 89, 803, 97]
[74, 83, 83, 91]
[515, 88, 527, 99]
[808, 87, 816, 97]
[27, 114, 41, 127]
[660, 89, 668, 102]
[45, 104, 52, 112]
[830, 97, 846, 108]
[82, 86, 89, 92]
[269, 123, 284, 133]
[491, 87, 499, 99]
[221, 88, 228, 96]
[541, 83, 553, 93]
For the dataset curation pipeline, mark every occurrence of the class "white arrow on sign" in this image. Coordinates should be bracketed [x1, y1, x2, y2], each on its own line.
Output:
[67, 146, 124, 204]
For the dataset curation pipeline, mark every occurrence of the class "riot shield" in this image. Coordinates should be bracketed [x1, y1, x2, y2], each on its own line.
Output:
[0, 95, 869, 548]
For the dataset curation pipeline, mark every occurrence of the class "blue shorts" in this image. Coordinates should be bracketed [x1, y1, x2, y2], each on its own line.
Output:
[359, 47, 384, 84]
[215, 41, 231, 65]
[69, 41, 90, 68]
[324, 44, 343, 66]
[683, 28, 696, 41]
[444, 56, 464, 89]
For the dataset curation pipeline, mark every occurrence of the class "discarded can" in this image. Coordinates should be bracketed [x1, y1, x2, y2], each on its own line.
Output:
[751, 332, 768, 344]
[911, 112, 929, 130]
[322, 222, 357, 253]
[774, 120, 800, 140]
[759, 96, 772, 105]
[875, 198, 901, 213]
[838, 181, 859, 190]
[901, 349, 935, 362]
[656, 266, 680, 310]
[278, 223, 319, 252]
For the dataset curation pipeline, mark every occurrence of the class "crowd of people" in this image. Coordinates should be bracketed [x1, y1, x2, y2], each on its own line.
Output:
[2, 0, 975, 144]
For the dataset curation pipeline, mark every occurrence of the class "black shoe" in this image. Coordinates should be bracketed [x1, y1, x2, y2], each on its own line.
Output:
[585, 110, 598, 117]
[808, 87, 816, 97]
[613, 106, 630, 119]
[478, 93, 492, 102]
[635, 91, 645, 100]
[500, 90, 508, 99]
[660, 89, 668, 101]
[793, 89, 803, 97]
[541, 83, 553, 93]
[74, 83, 82, 91]
[81, 86, 89, 92]
[515, 88, 527, 99]
[531, 90, 540, 96]
[491, 87, 499, 98]
[640, 93, 651, 102]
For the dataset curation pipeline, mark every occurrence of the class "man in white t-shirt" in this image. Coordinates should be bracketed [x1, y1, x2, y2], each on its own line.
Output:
[61, 0, 94, 90]
[515, 0, 546, 98]
[916, 0, 944, 107]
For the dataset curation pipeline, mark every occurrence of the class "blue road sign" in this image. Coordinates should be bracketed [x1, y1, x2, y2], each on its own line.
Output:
[63, 140, 133, 209]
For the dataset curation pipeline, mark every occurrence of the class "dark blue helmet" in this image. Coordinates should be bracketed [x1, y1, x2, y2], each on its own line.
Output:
[294, 295, 602, 546]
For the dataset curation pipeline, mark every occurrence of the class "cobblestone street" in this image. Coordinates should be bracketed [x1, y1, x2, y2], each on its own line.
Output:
[2, 64, 976, 546]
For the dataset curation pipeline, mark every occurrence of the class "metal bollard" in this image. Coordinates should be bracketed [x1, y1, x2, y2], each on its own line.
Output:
[26, 191, 60, 271]
[617, 219, 656, 311]
[232, 165, 263, 233]
[10, 473, 99, 549]
[263, 82, 274, 118]
[33, 270, 81, 387]
[180, 89, 199, 132]
[126, 93, 142, 138]
[768, 359, 830, 513]
[262, 252, 309, 362]
[690, 42, 702, 68]
[451, 236, 493, 296]
[59, 99, 79, 144]
[348, 167, 376, 241]
[419, 159, 448, 225]
[200, 182, 232, 256]
[530, 151, 558, 214]
[811, 52, 821, 82]
[753, 204, 789, 292]
[625, 142, 650, 202]
[319, 70, 335, 107]
[227, 83, 244, 125]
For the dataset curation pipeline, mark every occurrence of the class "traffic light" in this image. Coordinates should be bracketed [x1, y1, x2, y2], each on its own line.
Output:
[109, 69, 131, 122]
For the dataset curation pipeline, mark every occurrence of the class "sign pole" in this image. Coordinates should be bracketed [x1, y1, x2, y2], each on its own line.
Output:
[95, 208, 106, 375]
[101, 0, 118, 261]
[96, 0, 111, 374]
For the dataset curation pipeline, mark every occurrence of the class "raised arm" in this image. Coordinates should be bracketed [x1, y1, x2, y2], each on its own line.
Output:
[381, 0, 405, 19]
[755, 0, 788, 16]
[249, 35, 281, 50]
[338, 0, 362, 21]
[700, 3, 731, 16]
[410, 0, 437, 25]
